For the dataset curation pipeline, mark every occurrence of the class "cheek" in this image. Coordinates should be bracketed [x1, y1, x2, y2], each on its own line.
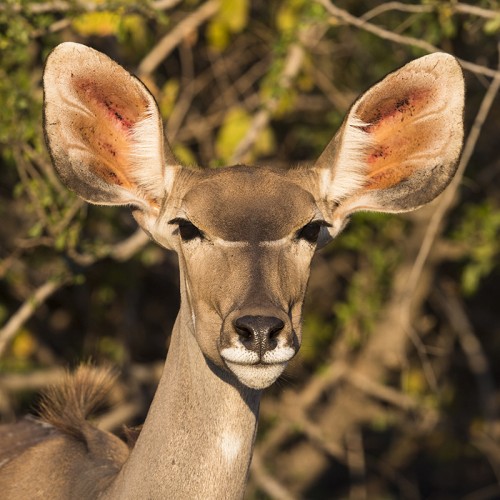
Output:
[185, 250, 236, 308]
[189, 247, 255, 314]
[192, 301, 225, 367]
[180, 248, 244, 365]
[275, 246, 315, 302]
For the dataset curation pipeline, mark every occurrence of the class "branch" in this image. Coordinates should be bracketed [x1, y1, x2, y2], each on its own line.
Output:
[361, 2, 433, 22]
[1, 0, 183, 14]
[361, 2, 499, 22]
[404, 43, 500, 303]
[345, 429, 367, 500]
[110, 229, 151, 262]
[471, 431, 500, 485]
[347, 371, 419, 412]
[432, 284, 497, 427]
[455, 2, 500, 20]
[250, 450, 297, 500]
[0, 227, 152, 357]
[230, 24, 326, 164]
[97, 401, 143, 432]
[0, 274, 72, 357]
[138, 0, 220, 77]
[316, 0, 500, 79]
[67, 228, 151, 267]
[0, 367, 66, 391]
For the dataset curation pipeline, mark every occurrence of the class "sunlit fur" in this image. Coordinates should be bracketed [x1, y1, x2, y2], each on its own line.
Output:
[0, 44, 465, 500]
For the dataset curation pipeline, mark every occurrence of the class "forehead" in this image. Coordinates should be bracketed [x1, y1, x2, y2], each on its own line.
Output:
[182, 166, 317, 241]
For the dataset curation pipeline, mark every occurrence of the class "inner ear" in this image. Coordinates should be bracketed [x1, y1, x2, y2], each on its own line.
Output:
[43, 42, 167, 209]
[356, 79, 447, 191]
[70, 76, 149, 191]
[312, 52, 464, 226]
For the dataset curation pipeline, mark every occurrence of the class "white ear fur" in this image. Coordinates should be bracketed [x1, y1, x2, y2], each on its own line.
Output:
[128, 105, 170, 200]
[318, 116, 374, 203]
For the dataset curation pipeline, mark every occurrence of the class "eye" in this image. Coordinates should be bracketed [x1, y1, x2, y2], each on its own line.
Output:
[296, 221, 324, 244]
[169, 218, 204, 242]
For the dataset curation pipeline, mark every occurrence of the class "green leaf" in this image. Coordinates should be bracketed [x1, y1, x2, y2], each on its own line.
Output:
[159, 79, 180, 119]
[215, 107, 275, 164]
[484, 16, 500, 35]
[220, 0, 248, 33]
[216, 108, 251, 163]
[173, 144, 197, 166]
[207, 0, 248, 51]
[72, 11, 122, 37]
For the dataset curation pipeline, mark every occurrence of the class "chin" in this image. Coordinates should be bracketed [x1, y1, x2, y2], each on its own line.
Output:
[225, 361, 288, 390]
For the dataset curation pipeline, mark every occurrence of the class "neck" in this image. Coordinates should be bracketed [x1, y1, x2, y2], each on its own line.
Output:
[103, 300, 261, 499]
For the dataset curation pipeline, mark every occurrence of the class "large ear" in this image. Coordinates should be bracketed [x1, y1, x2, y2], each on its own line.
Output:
[313, 52, 464, 236]
[43, 42, 178, 219]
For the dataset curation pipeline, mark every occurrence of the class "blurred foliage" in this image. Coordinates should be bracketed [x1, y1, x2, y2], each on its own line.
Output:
[207, 0, 249, 50]
[215, 107, 275, 164]
[452, 202, 500, 296]
[0, 0, 500, 498]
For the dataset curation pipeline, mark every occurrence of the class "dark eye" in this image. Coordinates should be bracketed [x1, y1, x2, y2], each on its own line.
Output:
[169, 218, 204, 242]
[179, 221, 203, 241]
[296, 221, 323, 244]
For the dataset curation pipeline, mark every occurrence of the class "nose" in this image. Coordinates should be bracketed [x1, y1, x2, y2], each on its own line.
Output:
[234, 315, 285, 356]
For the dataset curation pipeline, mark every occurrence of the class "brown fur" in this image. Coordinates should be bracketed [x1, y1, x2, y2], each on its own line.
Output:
[37, 365, 117, 443]
[0, 367, 130, 499]
[0, 44, 464, 499]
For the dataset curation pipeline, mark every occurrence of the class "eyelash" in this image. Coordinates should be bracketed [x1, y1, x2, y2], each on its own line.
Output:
[169, 218, 204, 242]
[169, 218, 329, 244]
[295, 221, 328, 244]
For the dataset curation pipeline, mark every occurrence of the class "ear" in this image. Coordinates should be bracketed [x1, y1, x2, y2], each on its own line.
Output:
[313, 52, 464, 236]
[43, 42, 179, 227]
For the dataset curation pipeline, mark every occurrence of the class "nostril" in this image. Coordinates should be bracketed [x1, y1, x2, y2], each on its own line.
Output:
[233, 315, 285, 353]
[268, 319, 285, 339]
[266, 319, 284, 350]
[234, 322, 253, 340]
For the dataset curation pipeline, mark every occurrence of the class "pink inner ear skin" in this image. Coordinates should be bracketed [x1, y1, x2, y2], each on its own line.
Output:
[356, 87, 440, 190]
[69, 77, 149, 190]
[361, 91, 429, 132]
[75, 79, 140, 132]
[102, 98, 135, 130]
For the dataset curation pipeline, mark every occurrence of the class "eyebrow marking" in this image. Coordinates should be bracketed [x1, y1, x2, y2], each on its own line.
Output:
[213, 238, 249, 248]
[212, 238, 288, 248]
[258, 238, 289, 247]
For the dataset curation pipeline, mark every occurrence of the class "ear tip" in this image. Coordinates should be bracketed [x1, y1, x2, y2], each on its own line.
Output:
[416, 52, 463, 76]
[48, 42, 86, 59]
[46, 42, 101, 71]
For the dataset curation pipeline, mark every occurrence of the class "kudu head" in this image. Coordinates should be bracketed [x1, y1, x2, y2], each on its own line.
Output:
[43, 43, 464, 389]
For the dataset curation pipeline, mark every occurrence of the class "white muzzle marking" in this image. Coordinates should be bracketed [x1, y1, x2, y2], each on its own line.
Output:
[220, 345, 296, 389]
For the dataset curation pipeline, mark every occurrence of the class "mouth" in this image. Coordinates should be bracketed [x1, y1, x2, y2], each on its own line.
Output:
[223, 360, 288, 390]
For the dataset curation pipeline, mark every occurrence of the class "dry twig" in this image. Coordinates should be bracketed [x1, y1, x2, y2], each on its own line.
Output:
[0, 274, 72, 357]
[432, 284, 497, 426]
[230, 23, 327, 164]
[405, 43, 500, 304]
[316, 0, 500, 79]
[250, 450, 297, 500]
[138, 0, 220, 77]
[361, 1, 499, 22]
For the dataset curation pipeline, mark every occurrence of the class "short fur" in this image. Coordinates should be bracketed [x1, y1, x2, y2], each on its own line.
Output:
[0, 367, 130, 499]
[37, 365, 117, 442]
[0, 44, 465, 499]
[128, 105, 167, 201]
[318, 116, 374, 202]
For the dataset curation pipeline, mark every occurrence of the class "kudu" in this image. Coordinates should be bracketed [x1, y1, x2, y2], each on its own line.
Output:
[0, 43, 464, 499]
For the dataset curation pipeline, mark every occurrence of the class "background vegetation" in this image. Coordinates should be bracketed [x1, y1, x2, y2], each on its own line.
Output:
[1, 0, 500, 498]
